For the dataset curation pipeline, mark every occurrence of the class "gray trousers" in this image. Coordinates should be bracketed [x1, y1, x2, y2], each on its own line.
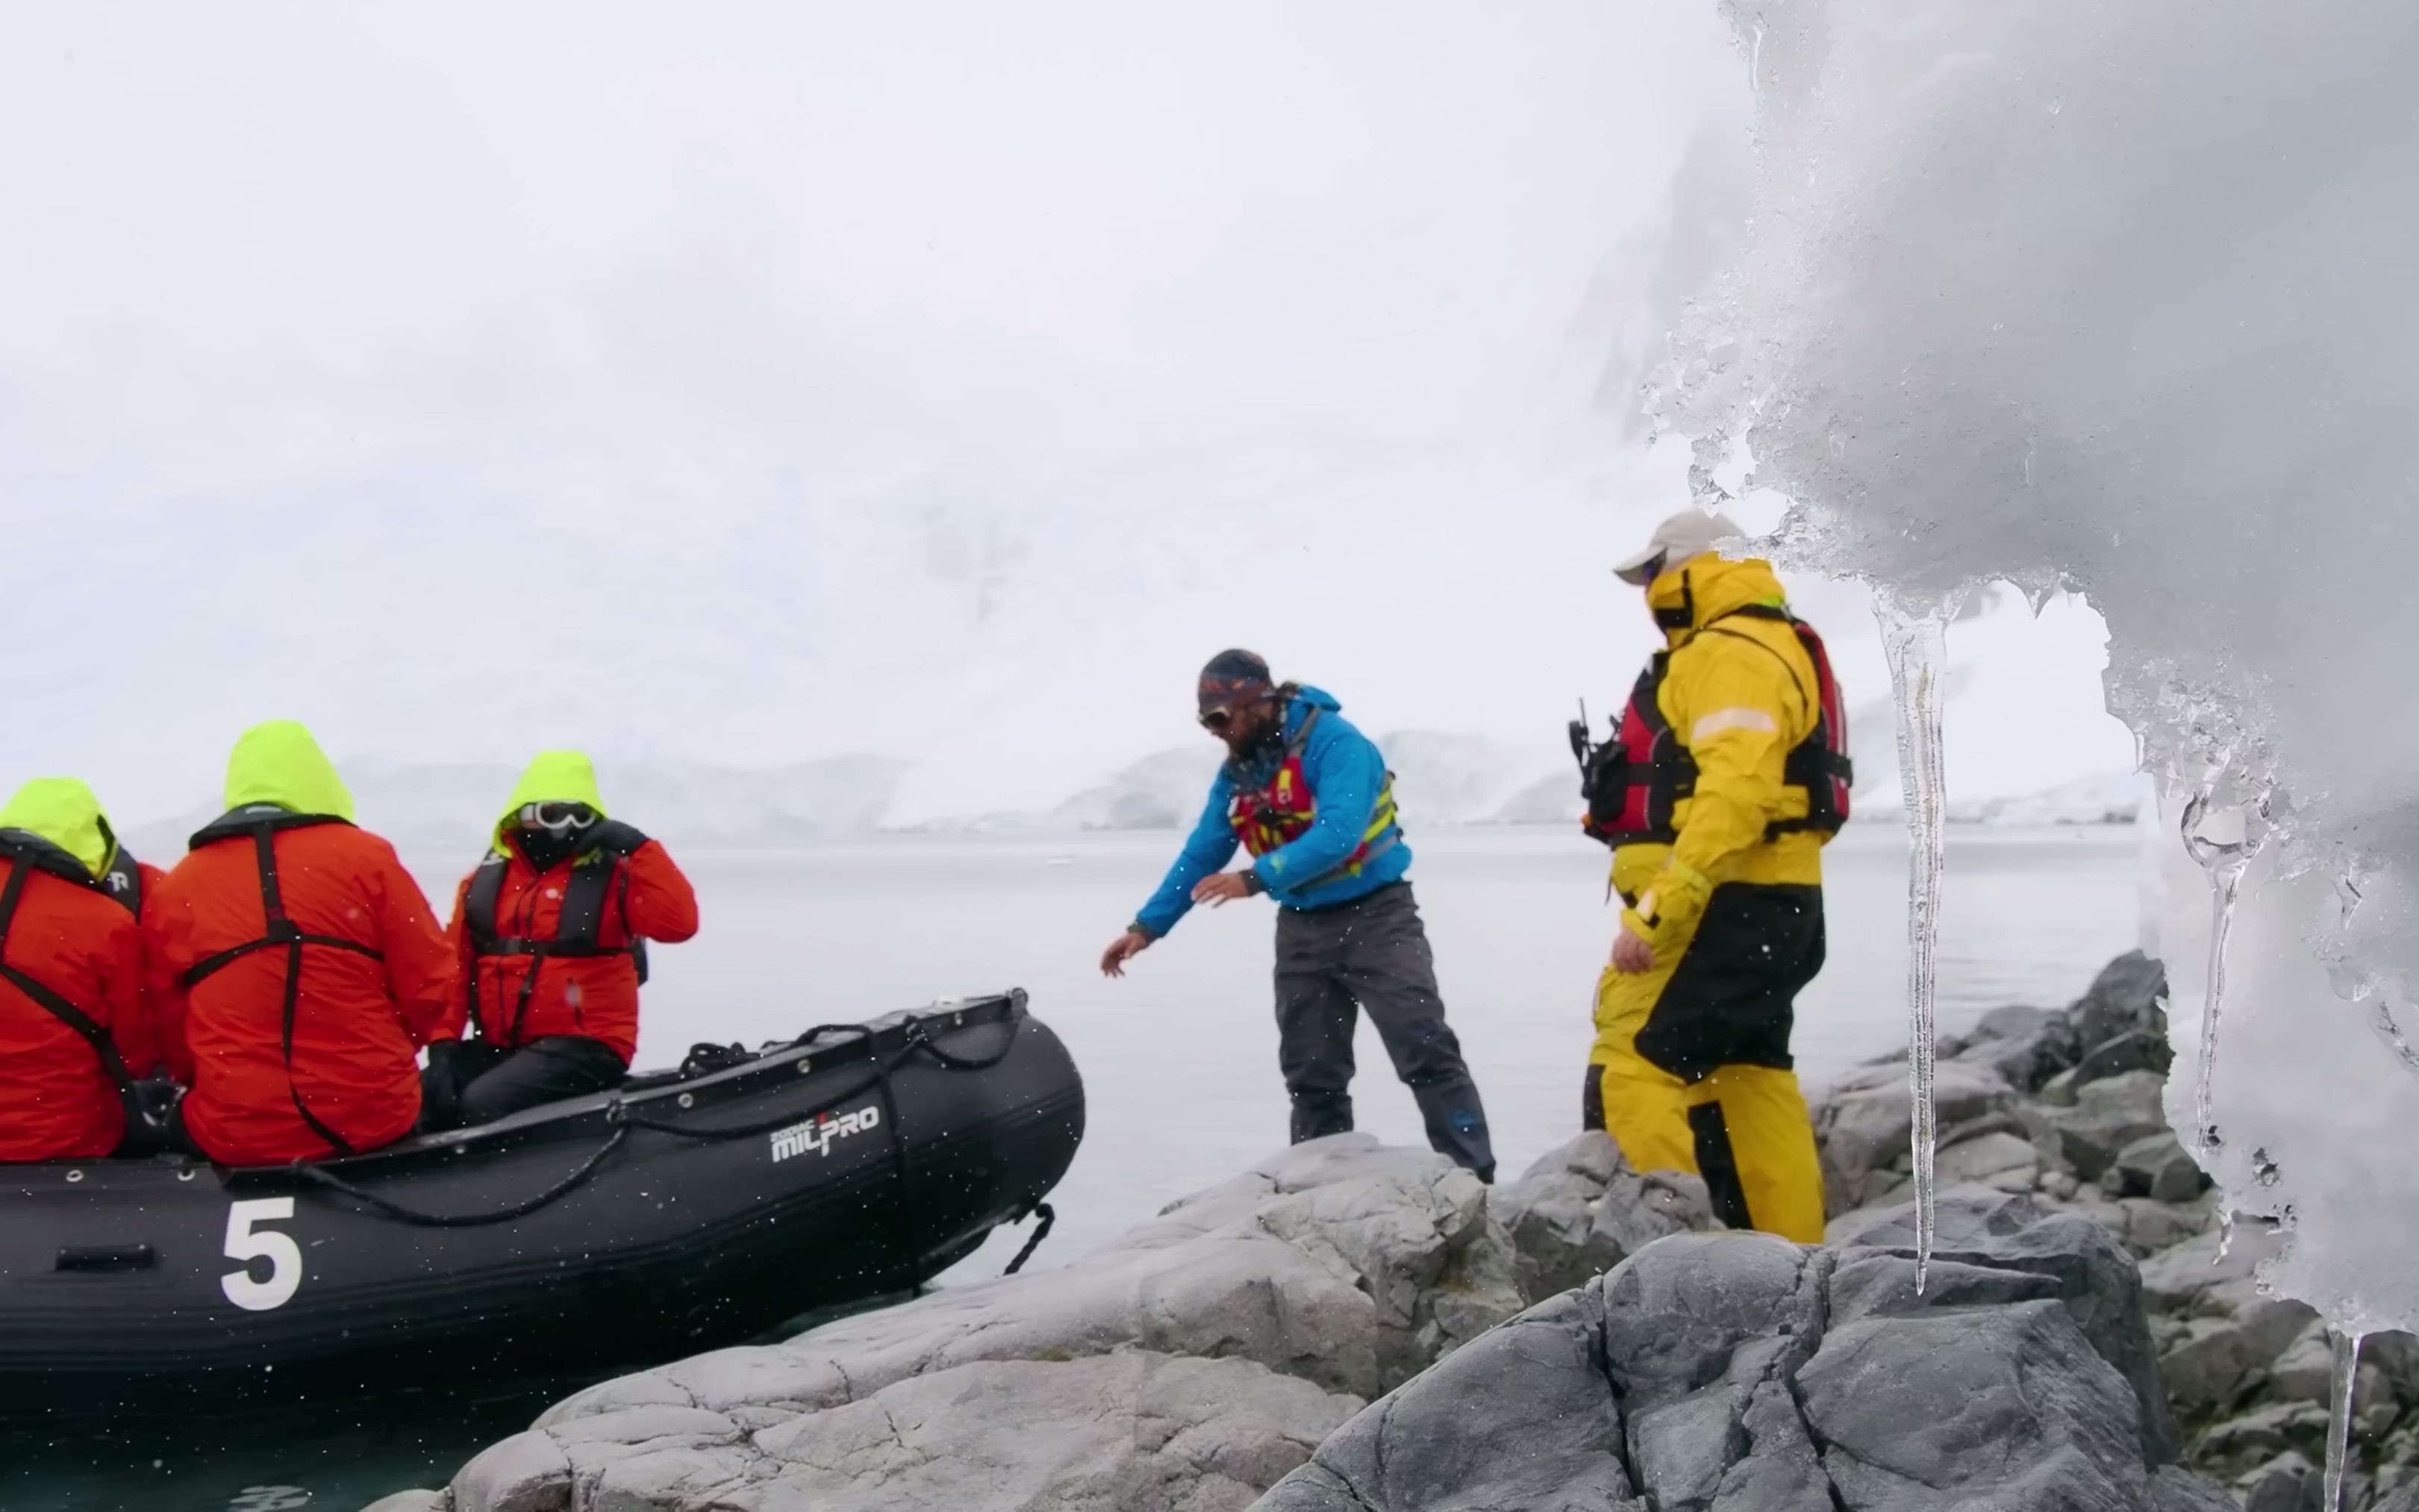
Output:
[1273, 881, 1495, 1177]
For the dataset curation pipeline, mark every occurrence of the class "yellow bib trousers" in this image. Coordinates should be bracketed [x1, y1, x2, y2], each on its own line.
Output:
[1588, 882, 1827, 1243]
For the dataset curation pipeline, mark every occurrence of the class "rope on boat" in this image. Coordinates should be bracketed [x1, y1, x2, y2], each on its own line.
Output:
[287, 1015, 1019, 1229]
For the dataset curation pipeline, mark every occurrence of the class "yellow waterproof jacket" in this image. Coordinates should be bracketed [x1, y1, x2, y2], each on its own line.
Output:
[1616, 553, 1828, 952]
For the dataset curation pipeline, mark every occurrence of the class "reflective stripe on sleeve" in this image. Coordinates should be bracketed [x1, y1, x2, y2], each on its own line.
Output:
[1691, 707, 1779, 742]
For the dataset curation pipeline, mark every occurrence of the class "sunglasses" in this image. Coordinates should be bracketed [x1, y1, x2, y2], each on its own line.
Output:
[1199, 708, 1235, 731]
[516, 801, 597, 833]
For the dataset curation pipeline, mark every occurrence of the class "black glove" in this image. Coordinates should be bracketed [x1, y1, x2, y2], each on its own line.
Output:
[586, 819, 650, 857]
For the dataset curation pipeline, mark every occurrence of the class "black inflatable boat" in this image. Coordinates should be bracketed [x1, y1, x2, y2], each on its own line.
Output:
[0, 991, 1081, 1400]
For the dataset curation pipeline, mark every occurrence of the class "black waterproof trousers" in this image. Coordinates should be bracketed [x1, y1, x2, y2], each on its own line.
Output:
[421, 1035, 626, 1131]
[1272, 881, 1495, 1178]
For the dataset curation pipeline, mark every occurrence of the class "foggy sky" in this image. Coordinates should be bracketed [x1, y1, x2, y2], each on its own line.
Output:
[0, 4, 2129, 825]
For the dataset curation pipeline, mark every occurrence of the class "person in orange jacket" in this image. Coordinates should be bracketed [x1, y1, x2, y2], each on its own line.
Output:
[422, 751, 698, 1128]
[148, 722, 458, 1165]
[0, 778, 163, 1161]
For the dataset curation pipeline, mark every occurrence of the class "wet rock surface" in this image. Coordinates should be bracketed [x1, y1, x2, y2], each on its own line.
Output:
[1484, 1130, 1714, 1302]
[1822, 951, 2418, 1508]
[381, 953, 2415, 1510]
[405, 1134, 1516, 1512]
[1257, 1190, 2232, 1511]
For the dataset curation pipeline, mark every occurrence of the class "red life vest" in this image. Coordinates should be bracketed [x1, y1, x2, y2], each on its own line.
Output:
[1580, 605, 1852, 847]
[1226, 705, 1401, 882]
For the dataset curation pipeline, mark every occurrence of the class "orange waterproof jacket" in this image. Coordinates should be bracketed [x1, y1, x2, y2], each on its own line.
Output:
[440, 836, 697, 1064]
[147, 724, 458, 1164]
[0, 779, 163, 1162]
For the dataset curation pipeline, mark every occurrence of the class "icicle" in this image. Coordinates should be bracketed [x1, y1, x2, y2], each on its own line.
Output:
[2324, 1327, 2364, 1512]
[2179, 791, 2265, 1157]
[1876, 589, 1958, 1290]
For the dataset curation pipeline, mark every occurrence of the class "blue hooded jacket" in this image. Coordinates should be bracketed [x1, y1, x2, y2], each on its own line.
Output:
[1132, 685, 1410, 939]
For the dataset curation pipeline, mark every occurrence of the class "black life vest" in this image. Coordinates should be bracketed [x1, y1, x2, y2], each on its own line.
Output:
[461, 845, 646, 1045]
[0, 825, 146, 1111]
[180, 805, 385, 1156]
[1223, 699, 1401, 887]
[1579, 605, 1853, 848]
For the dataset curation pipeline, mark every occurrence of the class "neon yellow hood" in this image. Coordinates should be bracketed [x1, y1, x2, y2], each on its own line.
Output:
[223, 720, 355, 822]
[496, 750, 608, 845]
[1647, 552, 1791, 646]
[0, 778, 115, 876]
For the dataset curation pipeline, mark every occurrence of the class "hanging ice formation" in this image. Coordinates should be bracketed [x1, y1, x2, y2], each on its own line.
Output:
[1876, 592, 1957, 1289]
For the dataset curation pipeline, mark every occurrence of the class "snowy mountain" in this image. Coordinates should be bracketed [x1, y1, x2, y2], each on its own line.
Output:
[1045, 749, 1222, 833]
[1858, 770, 2151, 829]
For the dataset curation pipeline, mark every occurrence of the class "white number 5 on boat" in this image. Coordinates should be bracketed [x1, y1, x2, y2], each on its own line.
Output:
[221, 1197, 303, 1311]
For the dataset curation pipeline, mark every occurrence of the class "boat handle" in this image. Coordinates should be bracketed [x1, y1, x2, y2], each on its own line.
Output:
[54, 1243, 157, 1274]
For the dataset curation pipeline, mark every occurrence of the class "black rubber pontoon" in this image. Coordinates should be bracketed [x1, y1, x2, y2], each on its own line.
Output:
[0, 991, 1081, 1398]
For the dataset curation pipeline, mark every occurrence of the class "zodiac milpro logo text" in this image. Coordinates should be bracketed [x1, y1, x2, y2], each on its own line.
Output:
[769, 1104, 881, 1163]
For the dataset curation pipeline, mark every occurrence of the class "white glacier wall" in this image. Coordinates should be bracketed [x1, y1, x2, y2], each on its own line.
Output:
[1660, 1, 2419, 1331]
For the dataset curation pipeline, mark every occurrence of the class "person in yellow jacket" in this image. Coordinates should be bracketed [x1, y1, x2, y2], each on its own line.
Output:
[1585, 510, 1853, 1243]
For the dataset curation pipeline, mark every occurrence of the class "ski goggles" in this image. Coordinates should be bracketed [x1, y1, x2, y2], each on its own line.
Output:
[515, 802, 598, 833]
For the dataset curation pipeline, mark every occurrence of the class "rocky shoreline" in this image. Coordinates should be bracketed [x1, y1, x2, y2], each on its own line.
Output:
[1816, 952, 2418, 1510]
[367, 953, 2417, 1511]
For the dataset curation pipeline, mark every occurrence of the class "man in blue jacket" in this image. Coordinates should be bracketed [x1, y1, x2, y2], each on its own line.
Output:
[1099, 650, 1495, 1178]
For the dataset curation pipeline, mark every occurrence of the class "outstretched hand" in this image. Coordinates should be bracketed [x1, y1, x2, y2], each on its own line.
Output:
[1100, 929, 1152, 978]
[1191, 870, 1255, 907]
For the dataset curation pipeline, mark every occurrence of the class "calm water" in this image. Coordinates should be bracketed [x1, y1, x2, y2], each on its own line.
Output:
[7, 825, 2141, 1511]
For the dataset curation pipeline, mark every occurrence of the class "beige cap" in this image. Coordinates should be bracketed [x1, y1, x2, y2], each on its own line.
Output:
[1611, 509, 1748, 585]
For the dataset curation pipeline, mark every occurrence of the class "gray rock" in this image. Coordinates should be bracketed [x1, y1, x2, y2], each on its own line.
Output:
[2238, 1451, 2323, 1512]
[2071, 950, 2170, 1050]
[458, 1352, 1353, 1512]
[2139, 1222, 2285, 1313]
[451, 1428, 578, 1512]
[1940, 1128, 2043, 1191]
[2039, 1065, 2085, 1107]
[2160, 1316, 2257, 1413]
[1251, 1288, 1638, 1512]
[2194, 1402, 2332, 1478]
[2115, 1196, 2219, 1258]
[743, 1352, 1356, 1512]
[2379, 1469, 2419, 1512]
[1488, 1131, 1712, 1302]
[450, 1137, 1511, 1512]
[2116, 1133, 2204, 1204]
[2366, 1329, 2419, 1406]
[1598, 1232, 1823, 1411]
[2269, 1324, 2338, 1405]
[1800, 1300, 2150, 1509]
[1973, 1002, 2060, 1044]
[1809, 1058, 2017, 1216]
[1953, 1004, 2087, 1092]
[2075, 1027, 2175, 1087]
[1261, 1187, 2238, 1512]
[548, 1136, 1514, 1421]
[2150, 1464, 2248, 1512]
[361, 1495, 449, 1512]
[2046, 1069, 2172, 1181]
[1829, 1187, 2182, 1464]
[455, 1405, 758, 1512]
